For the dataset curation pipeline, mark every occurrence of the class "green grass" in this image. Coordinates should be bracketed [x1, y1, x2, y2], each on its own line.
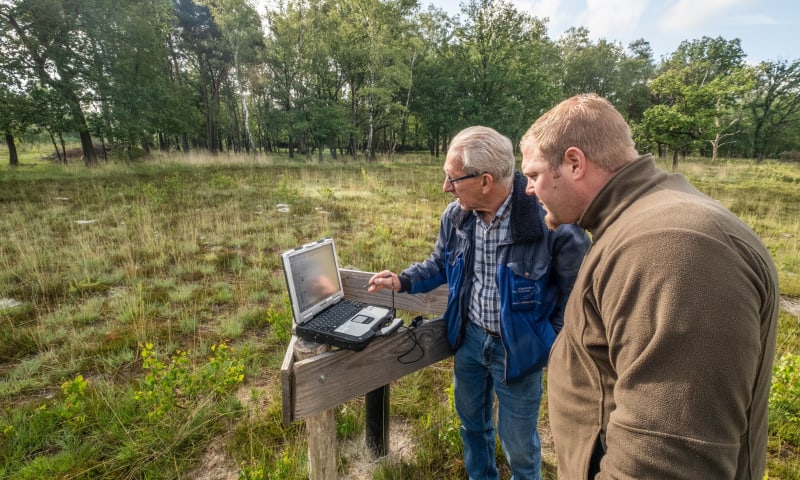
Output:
[0, 150, 799, 479]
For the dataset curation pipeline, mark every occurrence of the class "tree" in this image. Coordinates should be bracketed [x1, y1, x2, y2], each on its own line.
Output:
[617, 39, 655, 123]
[556, 29, 656, 122]
[0, 17, 25, 166]
[205, 0, 264, 154]
[747, 59, 800, 161]
[301, 0, 356, 160]
[0, 89, 23, 166]
[450, 0, 553, 141]
[407, 5, 459, 156]
[640, 36, 748, 167]
[557, 27, 625, 99]
[173, 0, 231, 153]
[323, 0, 421, 160]
[0, 0, 100, 165]
[90, 0, 195, 157]
[705, 67, 754, 162]
[262, 0, 309, 158]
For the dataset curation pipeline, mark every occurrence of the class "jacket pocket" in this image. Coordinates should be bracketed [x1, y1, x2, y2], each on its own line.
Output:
[507, 261, 547, 311]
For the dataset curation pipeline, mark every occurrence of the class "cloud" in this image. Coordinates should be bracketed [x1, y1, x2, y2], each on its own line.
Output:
[517, 0, 648, 41]
[729, 13, 782, 26]
[578, 0, 648, 37]
[658, 0, 756, 32]
[513, 0, 566, 27]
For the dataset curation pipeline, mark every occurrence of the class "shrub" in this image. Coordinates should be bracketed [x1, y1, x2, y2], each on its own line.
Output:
[135, 342, 245, 419]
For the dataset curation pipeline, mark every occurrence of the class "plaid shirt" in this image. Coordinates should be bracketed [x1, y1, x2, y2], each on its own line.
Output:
[469, 187, 513, 335]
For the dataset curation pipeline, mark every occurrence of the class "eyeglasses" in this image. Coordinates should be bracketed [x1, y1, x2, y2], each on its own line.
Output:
[445, 172, 481, 186]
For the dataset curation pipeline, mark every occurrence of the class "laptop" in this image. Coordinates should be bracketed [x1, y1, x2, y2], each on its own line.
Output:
[281, 238, 393, 351]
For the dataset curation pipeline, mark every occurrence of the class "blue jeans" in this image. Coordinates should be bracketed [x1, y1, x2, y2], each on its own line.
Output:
[454, 321, 543, 480]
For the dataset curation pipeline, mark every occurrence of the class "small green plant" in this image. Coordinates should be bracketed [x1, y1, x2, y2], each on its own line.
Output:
[238, 463, 265, 480]
[319, 186, 335, 200]
[336, 404, 361, 440]
[277, 176, 299, 203]
[211, 173, 238, 190]
[438, 383, 462, 454]
[134, 342, 245, 420]
[135, 343, 191, 419]
[205, 342, 246, 395]
[59, 374, 89, 427]
[265, 303, 292, 344]
[137, 182, 168, 205]
[769, 353, 800, 445]
[68, 276, 108, 296]
[218, 315, 246, 338]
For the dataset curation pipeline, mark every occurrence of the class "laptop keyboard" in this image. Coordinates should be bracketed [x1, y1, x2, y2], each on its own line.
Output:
[311, 300, 366, 331]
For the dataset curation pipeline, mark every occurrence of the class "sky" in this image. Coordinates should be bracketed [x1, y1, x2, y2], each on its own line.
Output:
[423, 0, 798, 64]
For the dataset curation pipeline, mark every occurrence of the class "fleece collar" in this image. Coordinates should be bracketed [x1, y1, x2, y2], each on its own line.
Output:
[450, 170, 544, 243]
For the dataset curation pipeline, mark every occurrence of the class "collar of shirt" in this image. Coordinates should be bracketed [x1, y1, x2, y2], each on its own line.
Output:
[474, 183, 513, 233]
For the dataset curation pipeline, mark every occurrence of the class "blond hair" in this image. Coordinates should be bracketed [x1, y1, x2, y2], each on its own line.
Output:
[520, 94, 638, 172]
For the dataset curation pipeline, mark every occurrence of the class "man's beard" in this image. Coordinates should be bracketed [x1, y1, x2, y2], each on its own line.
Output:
[542, 205, 565, 231]
[544, 214, 560, 231]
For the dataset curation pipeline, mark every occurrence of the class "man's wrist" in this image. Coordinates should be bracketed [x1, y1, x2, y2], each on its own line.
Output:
[398, 274, 411, 293]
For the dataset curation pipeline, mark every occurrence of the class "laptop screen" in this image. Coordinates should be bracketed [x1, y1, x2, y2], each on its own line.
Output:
[283, 240, 343, 319]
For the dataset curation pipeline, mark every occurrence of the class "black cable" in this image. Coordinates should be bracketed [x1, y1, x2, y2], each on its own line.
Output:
[391, 281, 396, 318]
[397, 315, 425, 364]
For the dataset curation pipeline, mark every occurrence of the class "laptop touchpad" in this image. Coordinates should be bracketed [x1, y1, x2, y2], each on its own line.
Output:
[334, 313, 381, 336]
[351, 315, 372, 324]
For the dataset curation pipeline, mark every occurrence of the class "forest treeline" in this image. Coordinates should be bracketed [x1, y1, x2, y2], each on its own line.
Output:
[1, 0, 799, 167]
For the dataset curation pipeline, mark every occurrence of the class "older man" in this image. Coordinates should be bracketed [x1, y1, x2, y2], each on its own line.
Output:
[369, 126, 589, 479]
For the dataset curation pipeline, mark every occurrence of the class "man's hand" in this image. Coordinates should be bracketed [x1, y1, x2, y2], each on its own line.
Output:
[366, 270, 400, 293]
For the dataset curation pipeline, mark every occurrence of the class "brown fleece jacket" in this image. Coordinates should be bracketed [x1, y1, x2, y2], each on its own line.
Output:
[548, 155, 779, 479]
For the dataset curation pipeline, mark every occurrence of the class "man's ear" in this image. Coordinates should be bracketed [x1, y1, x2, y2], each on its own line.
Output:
[564, 146, 587, 179]
[481, 172, 493, 192]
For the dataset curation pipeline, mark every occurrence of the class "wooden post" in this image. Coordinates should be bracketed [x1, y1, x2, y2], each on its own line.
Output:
[280, 269, 452, 477]
[365, 385, 390, 456]
[295, 339, 336, 480]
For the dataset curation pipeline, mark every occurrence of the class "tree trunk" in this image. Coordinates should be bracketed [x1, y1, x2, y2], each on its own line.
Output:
[67, 93, 97, 166]
[59, 132, 68, 164]
[79, 130, 97, 166]
[349, 80, 358, 161]
[367, 99, 375, 161]
[711, 133, 720, 164]
[671, 149, 679, 171]
[49, 132, 62, 163]
[5, 132, 19, 166]
[181, 133, 190, 153]
[236, 70, 255, 154]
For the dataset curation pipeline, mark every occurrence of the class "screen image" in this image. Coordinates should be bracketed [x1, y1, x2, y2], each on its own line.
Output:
[288, 243, 341, 313]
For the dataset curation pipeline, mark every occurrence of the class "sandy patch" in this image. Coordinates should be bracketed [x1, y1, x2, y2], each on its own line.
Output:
[340, 419, 416, 479]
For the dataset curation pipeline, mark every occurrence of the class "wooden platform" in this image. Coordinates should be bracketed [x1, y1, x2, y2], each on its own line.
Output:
[281, 269, 451, 425]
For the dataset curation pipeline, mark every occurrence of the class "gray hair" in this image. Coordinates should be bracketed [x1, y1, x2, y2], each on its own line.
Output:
[449, 126, 515, 185]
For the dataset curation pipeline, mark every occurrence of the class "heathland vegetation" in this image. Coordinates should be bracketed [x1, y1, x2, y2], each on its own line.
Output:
[2, 2, 800, 477]
[0, 146, 799, 478]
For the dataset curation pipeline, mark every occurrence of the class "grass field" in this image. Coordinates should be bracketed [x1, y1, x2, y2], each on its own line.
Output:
[1, 148, 799, 479]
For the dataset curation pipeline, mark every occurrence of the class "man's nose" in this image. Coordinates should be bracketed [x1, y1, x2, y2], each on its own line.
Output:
[524, 178, 536, 196]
